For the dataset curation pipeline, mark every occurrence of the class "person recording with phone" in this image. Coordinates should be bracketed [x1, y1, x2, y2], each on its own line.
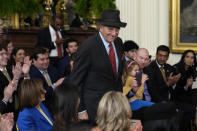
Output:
[36, 15, 66, 67]
[123, 61, 154, 111]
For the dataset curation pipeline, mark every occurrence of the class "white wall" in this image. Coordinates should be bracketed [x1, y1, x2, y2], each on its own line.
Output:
[116, 0, 182, 65]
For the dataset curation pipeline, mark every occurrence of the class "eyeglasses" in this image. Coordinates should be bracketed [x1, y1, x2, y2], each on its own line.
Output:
[0, 52, 8, 56]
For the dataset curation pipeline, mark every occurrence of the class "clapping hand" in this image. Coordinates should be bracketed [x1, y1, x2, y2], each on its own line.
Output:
[22, 56, 32, 76]
[141, 74, 148, 84]
[0, 113, 14, 131]
[186, 77, 193, 88]
[166, 73, 181, 86]
[3, 81, 17, 102]
[12, 62, 22, 80]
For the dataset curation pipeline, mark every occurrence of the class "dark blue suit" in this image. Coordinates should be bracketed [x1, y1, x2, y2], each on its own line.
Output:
[17, 103, 53, 131]
[58, 55, 70, 77]
[29, 65, 61, 108]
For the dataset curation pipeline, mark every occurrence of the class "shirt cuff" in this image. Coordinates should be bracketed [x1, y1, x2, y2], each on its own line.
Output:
[184, 86, 188, 91]
[78, 110, 87, 115]
[2, 100, 7, 105]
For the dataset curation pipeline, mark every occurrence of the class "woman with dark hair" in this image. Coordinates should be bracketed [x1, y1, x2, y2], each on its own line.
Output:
[17, 79, 53, 131]
[173, 50, 197, 104]
[173, 50, 197, 130]
[8, 47, 25, 67]
[51, 82, 80, 131]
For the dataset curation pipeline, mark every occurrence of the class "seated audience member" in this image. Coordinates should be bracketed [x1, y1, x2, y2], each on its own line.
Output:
[51, 82, 79, 131]
[0, 44, 22, 116]
[173, 49, 197, 130]
[144, 45, 180, 103]
[142, 102, 180, 131]
[96, 91, 142, 131]
[0, 112, 14, 131]
[68, 120, 101, 131]
[130, 48, 152, 110]
[123, 61, 154, 111]
[58, 38, 78, 77]
[4, 39, 14, 60]
[17, 79, 53, 131]
[8, 47, 25, 67]
[123, 40, 139, 61]
[28, 47, 64, 108]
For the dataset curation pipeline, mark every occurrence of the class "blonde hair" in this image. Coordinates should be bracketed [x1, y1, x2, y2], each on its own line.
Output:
[96, 91, 131, 131]
[123, 61, 139, 85]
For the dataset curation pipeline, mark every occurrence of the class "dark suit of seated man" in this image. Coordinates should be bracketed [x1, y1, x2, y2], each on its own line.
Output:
[144, 45, 180, 103]
[28, 48, 64, 109]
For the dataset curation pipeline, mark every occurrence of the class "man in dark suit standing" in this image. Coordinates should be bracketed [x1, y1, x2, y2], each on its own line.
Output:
[37, 15, 66, 67]
[144, 45, 180, 102]
[67, 9, 127, 121]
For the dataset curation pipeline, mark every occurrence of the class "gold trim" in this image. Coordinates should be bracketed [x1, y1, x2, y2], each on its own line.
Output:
[11, 13, 19, 29]
[169, 0, 197, 53]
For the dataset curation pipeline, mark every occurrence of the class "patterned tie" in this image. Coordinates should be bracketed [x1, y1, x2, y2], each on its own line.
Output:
[2, 69, 11, 82]
[109, 43, 116, 77]
[55, 31, 62, 59]
[43, 71, 52, 86]
[160, 66, 167, 82]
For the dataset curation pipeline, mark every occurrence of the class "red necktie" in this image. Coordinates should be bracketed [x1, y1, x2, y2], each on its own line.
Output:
[109, 43, 116, 77]
[55, 31, 62, 59]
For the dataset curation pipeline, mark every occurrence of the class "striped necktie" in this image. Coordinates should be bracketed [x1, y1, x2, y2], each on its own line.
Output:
[43, 71, 52, 86]
[55, 31, 62, 59]
[160, 66, 167, 82]
[2, 69, 11, 82]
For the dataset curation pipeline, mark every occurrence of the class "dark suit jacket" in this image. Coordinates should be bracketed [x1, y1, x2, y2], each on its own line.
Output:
[0, 100, 7, 113]
[29, 65, 61, 108]
[58, 55, 70, 77]
[68, 33, 124, 120]
[144, 60, 175, 103]
[36, 26, 65, 51]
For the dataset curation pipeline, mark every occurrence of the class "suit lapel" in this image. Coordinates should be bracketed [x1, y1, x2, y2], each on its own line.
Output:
[164, 64, 170, 78]
[154, 61, 168, 84]
[31, 65, 47, 84]
[114, 40, 122, 77]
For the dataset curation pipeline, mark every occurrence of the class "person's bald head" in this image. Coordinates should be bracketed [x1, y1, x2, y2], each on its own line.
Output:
[134, 48, 150, 69]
